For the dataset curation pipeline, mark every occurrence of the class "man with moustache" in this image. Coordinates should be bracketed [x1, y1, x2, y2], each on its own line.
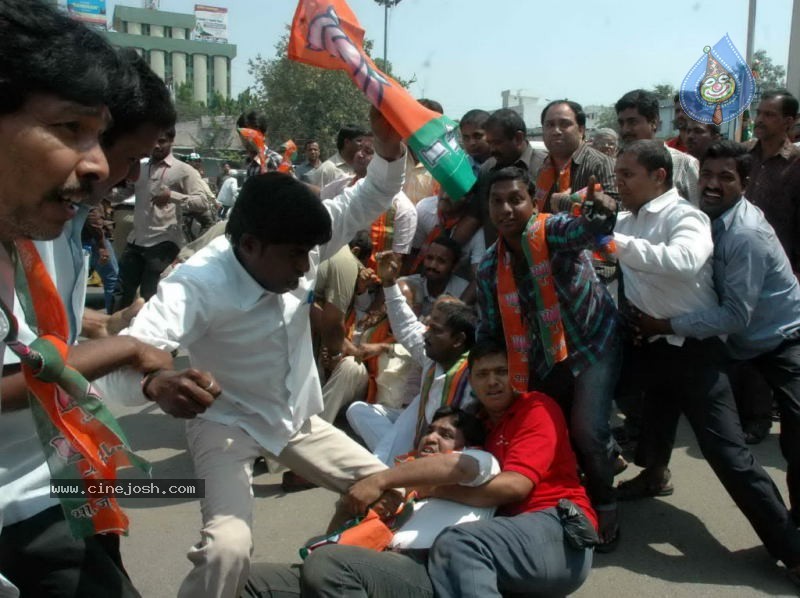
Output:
[0, 5, 202, 597]
[634, 141, 800, 570]
[615, 89, 700, 204]
[745, 89, 800, 274]
[608, 140, 800, 585]
[685, 121, 721, 160]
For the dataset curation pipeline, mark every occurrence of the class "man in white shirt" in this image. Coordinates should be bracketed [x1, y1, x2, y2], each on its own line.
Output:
[241, 406, 500, 598]
[110, 111, 407, 598]
[321, 134, 417, 263]
[215, 170, 239, 219]
[607, 140, 800, 578]
[615, 89, 700, 205]
[347, 252, 476, 463]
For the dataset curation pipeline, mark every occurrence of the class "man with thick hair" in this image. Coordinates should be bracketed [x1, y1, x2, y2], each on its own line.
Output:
[116, 125, 209, 307]
[685, 121, 721, 160]
[401, 235, 470, 316]
[615, 89, 700, 204]
[634, 140, 800, 558]
[537, 99, 618, 213]
[427, 341, 596, 597]
[104, 110, 407, 598]
[460, 108, 492, 174]
[475, 165, 620, 550]
[0, 4, 191, 597]
[348, 252, 476, 462]
[317, 123, 369, 189]
[608, 140, 800, 582]
[746, 89, 800, 273]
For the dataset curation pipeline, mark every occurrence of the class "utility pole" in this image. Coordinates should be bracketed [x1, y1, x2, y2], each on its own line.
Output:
[374, 0, 402, 71]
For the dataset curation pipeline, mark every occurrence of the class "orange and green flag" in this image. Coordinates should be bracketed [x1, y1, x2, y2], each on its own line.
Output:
[288, 0, 475, 199]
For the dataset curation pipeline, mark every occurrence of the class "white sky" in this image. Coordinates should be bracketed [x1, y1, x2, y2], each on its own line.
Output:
[100, 0, 794, 121]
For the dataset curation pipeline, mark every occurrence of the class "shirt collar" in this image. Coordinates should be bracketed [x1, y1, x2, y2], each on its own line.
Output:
[715, 196, 746, 232]
[150, 152, 176, 168]
[751, 138, 797, 161]
[219, 238, 269, 308]
[641, 187, 680, 214]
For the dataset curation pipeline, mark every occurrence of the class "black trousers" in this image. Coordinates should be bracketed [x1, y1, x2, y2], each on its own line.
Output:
[0, 505, 140, 598]
[745, 337, 800, 524]
[116, 241, 179, 309]
[632, 337, 800, 568]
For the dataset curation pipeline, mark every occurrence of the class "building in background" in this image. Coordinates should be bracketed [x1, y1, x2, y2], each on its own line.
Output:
[99, 4, 237, 106]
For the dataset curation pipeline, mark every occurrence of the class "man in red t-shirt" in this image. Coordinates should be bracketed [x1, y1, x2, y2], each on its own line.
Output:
[427, 340, 596, 597]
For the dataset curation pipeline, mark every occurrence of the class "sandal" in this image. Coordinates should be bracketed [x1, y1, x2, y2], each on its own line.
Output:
[616, 469, 674, 501]
[594, 506, 620, 554]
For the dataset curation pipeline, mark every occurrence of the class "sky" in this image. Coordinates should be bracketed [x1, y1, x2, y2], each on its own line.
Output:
[97, 0, 794, 121]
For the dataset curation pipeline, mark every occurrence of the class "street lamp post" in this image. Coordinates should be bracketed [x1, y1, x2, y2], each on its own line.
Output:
[374, 0, 402, 71]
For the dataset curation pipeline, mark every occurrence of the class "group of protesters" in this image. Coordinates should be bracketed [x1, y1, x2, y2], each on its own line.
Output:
[1, 1, 800, 597]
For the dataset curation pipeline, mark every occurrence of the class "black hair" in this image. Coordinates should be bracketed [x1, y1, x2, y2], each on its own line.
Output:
[102, 48, 176, 147]
[760, 89, 799, 118]
[226, 173, 332, 247]
[0, 0, 119, 115]
[336, 124, 369, 150]
[467, 339, 507, 370]
[161, 126, 176, 140]
[485, 108, 527, 140]
[429, 234, 462, 265]
[673, 93, 681, 104]
[304, 139, 319, 148]
[615, 89, 660, 123]
[430, 406, 486, 447]
[348, 230, 373, 262]
[237, 110, 268, 134]
[433, 300, 476, 350]
[541, 99, 586, 128]
[702, 140, 752, 183]
[619, 139, 674, 189]
[488, 166, 536, 197]
[418, 98, 444, 114]
[460, 109, 490, 128]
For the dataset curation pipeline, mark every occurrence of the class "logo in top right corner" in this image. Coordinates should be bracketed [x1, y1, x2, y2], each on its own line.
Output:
[680, 34, 756, 125]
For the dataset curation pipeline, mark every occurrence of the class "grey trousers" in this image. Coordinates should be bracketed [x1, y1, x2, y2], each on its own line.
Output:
[242, 547, 433, 598]
[428, 509, 593, 598]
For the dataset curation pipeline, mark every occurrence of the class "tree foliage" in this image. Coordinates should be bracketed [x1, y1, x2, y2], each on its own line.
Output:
[651, 83, 677, 101]
[248, 32, 412, 157]
[752, 49, 786, 91]
[594, 106, 618, 131]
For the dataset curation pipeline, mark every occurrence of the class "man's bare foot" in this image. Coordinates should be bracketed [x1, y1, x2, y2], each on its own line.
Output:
[595, 505, 619, 553]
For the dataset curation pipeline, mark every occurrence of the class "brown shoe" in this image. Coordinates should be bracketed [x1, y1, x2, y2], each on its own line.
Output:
[616, 468, 674, 501]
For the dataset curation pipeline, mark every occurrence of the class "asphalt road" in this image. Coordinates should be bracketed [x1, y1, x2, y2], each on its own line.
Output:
[104, 394, 798, 598]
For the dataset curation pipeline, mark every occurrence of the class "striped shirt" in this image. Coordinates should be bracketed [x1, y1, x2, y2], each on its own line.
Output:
[476, 213, 618, 380]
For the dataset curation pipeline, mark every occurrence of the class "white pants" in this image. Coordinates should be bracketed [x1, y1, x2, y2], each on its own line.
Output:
[177, 416, 387, 598]
[346, 402, 404, 453]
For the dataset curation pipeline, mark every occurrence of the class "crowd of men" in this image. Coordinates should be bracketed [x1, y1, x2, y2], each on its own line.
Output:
[1, 1, 800, 597]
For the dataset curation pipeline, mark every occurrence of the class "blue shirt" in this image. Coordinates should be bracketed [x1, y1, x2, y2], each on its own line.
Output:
[671, 197, 800, 359]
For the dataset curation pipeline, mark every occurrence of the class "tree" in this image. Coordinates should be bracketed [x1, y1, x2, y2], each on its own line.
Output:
[651, 84, 677, 101]
[594, 106, 618, 131]
[752, 49, 786, 91]
[248, 31, 412, 157]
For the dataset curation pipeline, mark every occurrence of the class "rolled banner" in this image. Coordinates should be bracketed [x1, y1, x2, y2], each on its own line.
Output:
[288, 0, 476, 199]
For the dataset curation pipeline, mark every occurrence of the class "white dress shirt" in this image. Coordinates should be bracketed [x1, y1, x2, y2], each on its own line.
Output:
[107, 152, 406, 455]
[215, 176, 239, 207]
[321, 176, 417, 254]
[614, 187, 717, 346]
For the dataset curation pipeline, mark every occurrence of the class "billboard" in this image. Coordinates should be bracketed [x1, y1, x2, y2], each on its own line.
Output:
[192, 5, 228, 43]
[66, 0, 107, 29]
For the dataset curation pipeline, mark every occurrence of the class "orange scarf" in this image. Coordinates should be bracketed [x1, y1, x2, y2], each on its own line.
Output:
[367, 204, 397, 270]
[10, 240, 149, 537]
[410, 209, 460, 274]
[496, 214, 568, 391]
[534, 156, 571, 212]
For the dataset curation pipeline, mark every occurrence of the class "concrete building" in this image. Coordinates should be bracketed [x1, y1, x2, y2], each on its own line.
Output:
[102, 5, 237, 105]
